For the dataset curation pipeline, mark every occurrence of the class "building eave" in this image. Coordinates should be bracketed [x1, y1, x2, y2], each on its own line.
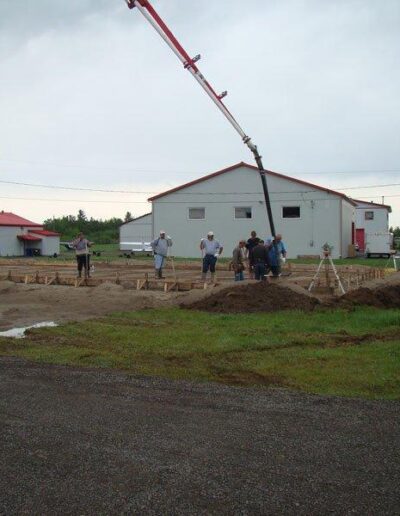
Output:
[148, 162, 357, 206]
[119, 212, 152, 227]
[352, 199, 392, 213]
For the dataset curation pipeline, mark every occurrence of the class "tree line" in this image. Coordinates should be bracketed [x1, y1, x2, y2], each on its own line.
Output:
[44, 210, 133, 243]
[43, 211, 400, 245]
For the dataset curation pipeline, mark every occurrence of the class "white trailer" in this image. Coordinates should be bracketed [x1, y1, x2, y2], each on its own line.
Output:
[364, 232, 393, 258]
[120, 241, 152, 254]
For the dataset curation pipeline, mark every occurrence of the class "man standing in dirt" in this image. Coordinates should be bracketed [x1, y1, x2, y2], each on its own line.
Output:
[151, 231, 173, 279]
[232, 239, 246, 281]
[246, 231, 259, 279]
[200, 231, 223, 282]
[266, 234, 287, 277]
[72, 232, 94, 279]
[251, 239, 270, 281]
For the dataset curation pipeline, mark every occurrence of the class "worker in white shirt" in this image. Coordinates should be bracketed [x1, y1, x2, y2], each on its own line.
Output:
[151, 230, 173, 279]
[200, 231, 223, 282]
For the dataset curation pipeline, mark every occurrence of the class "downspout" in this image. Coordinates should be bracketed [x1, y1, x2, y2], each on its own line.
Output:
[151, 204, 155, 240]
[339, 199, 343, 258]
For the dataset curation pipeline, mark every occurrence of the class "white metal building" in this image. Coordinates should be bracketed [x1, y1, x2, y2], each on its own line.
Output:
[0, 211, 60, 257]
[148, 163, 357, 259]
[119, 213, 152, 251]
[354, 200, 392, 254]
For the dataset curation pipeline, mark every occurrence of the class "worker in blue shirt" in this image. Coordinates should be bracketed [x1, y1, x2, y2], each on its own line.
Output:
[266, 234, 287, 277]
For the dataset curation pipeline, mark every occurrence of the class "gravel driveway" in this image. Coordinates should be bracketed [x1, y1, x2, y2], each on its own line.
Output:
[1, 357, 399, 515]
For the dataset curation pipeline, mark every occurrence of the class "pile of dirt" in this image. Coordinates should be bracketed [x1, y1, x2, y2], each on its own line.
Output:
[183, 282, 320, 313]
[338, 284, 400, 308]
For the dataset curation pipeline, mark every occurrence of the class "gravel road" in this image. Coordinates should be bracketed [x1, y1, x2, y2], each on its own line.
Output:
[1, 357, 399, 515]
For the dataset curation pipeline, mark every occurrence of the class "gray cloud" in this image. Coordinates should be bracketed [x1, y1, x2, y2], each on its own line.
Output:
[0, 0, 399, 223]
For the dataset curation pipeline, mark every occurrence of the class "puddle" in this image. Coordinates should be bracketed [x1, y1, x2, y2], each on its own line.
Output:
[0, 321, 58, 339]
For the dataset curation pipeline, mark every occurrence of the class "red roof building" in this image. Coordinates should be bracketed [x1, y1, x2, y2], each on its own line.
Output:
[0, 211, 41, 227]
[148, 162, 358, 258]
[0, 211, 60, 257]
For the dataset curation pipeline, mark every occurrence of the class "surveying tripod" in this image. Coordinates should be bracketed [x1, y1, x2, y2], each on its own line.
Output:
[308, 250, 345, 295]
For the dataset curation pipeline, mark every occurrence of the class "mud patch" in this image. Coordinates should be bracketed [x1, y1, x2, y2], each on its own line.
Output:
[338, 284, 400, 309]
[184, 282, 319, 314]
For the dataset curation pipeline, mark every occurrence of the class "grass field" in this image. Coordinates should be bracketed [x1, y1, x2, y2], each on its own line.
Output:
[1, 306, 399, 400]
[1, 242, 394, 269]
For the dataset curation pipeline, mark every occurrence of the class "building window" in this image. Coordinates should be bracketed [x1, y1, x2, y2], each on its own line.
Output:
[235, 207, 252, 219]
[365, 211, 374, 220]
[188, 207, 205, 220]
[282, 206, 300, 218]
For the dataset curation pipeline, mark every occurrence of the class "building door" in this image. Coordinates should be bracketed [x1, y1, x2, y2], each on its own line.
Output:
[356, 228, 365, 252]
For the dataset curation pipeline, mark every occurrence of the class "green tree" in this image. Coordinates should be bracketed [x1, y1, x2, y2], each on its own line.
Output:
[44, 212, 123, 243]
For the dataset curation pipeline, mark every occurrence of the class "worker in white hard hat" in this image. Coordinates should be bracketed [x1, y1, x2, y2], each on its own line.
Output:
[151, 230, 173, 279]
[200, 231, 223, 282]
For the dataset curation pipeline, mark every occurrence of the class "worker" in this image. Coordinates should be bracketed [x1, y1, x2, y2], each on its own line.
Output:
[251, 239, 269, 281]
[232, 239, 246, 281]
[200, 231, 223, 282]
[245, 230, 260, 279]
[266, 234, 287, 277]
[151, 230, 173, 279]
[72, 232, 94, 279]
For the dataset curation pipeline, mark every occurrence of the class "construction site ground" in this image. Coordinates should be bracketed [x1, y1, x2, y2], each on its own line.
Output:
[0, 257, 397, 329]
[1, 258, 399, 514]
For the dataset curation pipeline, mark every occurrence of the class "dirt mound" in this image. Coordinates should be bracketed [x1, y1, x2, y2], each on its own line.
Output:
[338, 284, 400, 308]
[184, 282, 320, 313]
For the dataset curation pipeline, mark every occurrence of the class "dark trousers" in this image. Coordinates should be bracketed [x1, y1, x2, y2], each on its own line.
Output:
[270, 265, 281, 277]
[76, 254, 90, 275]
[254, 262, 266, 281]
[202, 254, 217, 273]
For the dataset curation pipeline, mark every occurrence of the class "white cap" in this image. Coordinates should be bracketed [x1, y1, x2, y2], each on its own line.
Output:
[159, 230, 166, 234]
[207, 231, 214, 236]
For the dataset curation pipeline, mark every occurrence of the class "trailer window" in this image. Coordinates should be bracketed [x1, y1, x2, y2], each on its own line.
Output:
[188, 208, 205, 220]
[235, 207, 252, 219]
[365, 211, 374, 220]
[282, 206, 300, 218]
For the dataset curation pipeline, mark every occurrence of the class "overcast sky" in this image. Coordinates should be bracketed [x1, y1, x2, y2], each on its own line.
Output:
[1, 0, 400, 225]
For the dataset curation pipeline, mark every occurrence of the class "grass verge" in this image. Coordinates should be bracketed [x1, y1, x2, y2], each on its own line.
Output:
[0, 307, 399, 399]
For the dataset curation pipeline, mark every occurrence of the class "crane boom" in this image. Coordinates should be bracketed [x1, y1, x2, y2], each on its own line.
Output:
[125, 0, 276, 237]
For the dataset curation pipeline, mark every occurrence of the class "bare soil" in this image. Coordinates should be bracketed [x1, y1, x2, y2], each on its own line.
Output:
[183, 281, 320, 313]
[184, 273, 400, 314]
[1, 272, 400, 329]
[336, 284, 400, 308]
[0, 280, 179, 330]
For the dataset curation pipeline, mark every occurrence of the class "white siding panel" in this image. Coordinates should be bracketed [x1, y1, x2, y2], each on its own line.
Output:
[341, 201, 355, 258]
[152, 165, 346, 258]
[119, 214, 152, 248]
[40, 236, 60, 256]
[355, 204, 389, 233]
[0, 227, 24, 256]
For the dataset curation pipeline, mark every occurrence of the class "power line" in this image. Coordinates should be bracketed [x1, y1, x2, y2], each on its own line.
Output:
[0, 180, 154, 194]
[339, 183, 400, 191]
[2, 178, 400, 195]
[1, 194, 399, 204]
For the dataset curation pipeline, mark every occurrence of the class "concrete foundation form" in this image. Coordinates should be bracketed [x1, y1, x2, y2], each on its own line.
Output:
[0, 260, 386, 294]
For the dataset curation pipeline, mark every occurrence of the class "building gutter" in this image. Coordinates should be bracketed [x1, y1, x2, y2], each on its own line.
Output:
[339, 199, 343, 258]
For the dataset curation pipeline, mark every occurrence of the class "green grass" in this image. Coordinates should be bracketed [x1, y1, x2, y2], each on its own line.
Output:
[0, 243, 393, 269]
[0, 307, 399, 400]
[288, 257, 393, 268]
